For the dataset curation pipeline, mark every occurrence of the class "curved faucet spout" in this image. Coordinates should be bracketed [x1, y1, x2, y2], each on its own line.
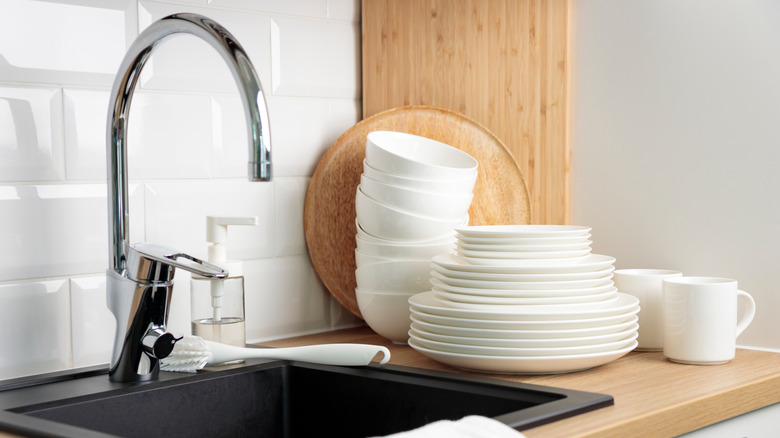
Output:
[107, 13, 271, 274]
[105, 13, 270, 383]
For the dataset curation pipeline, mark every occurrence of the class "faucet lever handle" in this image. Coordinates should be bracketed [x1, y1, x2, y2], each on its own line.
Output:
[128, 242, 228, 283]
[142, 328, 182, 359]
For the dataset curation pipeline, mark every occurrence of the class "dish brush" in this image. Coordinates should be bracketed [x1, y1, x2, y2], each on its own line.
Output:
[160, 336, 391, 373]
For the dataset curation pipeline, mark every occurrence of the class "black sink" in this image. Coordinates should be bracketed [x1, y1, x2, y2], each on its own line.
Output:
[0, 360, 612, 437]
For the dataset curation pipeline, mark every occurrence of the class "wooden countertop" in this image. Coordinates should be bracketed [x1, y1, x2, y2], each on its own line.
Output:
[265, 326, 780, 437]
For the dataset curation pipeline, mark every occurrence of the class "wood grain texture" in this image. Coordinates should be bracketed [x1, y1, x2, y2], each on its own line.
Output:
[362, 0, 571, 225]
[304, 106, 530, 318]
[266, 327, 780, 438]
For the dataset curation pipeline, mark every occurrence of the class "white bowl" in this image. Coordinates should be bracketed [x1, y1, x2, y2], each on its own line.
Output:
[355, 259, 432, 294]
[363, 160, 477, 194]
[354, 249, 396, 267]
[359, 174, 473, 220]
[365, 131, 478, 180]
[356, 234, 453, 259]
[355, 188, 468, 242]
[356, 289, 415, 344]
[356, 218, 455, 245]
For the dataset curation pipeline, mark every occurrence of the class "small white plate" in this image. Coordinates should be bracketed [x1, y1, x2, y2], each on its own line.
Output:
[432, 253, 616, 274]
[455, 241, 592, 252]
[410, 323, 639, 348]
[408, 338, 637, 374]
[409, 306, 640, 331]
[409, 330, 638, 357]
[409, 291, 639, 321]
[430, 284, 618, 306]
[456, 234, 592, 246]
[410, 315, 639, 339]
[455, 225, 592, 238]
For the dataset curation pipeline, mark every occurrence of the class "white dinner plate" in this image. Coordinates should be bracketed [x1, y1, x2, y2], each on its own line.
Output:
[431, 272, 612, 295]
[408, 338, 637, 374]
[432, 253, 616, 274]
[430, 284, 618, 306]
[409, 330, 638, 357]
[409, 323, 639, 348]
[455, 241, 592, 252]
[409, 291, 639, 321]
[430, 272, 615, 296]
[455, 248, 592, 260]
[432, 291, 619, 312]
[453, 254, 591, 266]
[455, 225, 592, 239]
[430, 264, 615, 283]
[409, 306, 640, 331]
[456, 234, 592, 246]
[410, 315, 639, 339]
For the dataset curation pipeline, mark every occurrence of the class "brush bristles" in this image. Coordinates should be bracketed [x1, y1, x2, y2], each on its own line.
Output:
[160, 335, 213, 373]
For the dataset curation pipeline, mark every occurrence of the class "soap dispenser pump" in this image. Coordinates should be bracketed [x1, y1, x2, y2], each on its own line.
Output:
[191, 215, 258, 350]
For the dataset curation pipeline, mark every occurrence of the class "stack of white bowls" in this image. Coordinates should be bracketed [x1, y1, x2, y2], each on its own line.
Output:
[355, 131, 478, 343]
[408, 225, 640, 373]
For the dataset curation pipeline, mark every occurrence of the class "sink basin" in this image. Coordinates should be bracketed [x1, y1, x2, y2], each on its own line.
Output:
[0, 360, 612, 437]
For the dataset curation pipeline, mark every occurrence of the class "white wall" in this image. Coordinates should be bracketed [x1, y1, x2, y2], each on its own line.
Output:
[571, 0, 780, 350]
[0, 0, 362, 380]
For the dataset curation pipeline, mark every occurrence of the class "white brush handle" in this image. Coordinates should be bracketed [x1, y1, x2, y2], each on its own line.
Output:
[204, 340, 391, 366]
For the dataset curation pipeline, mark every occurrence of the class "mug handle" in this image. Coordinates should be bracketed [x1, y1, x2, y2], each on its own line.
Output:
[736, 290, 756, 338]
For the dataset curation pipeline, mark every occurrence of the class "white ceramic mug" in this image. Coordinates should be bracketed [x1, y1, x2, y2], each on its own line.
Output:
[662, 277, 756, 365]
[614, 269, 682, 351]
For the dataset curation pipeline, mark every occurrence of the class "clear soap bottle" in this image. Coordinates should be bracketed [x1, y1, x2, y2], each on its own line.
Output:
[191, 216, 258, 351]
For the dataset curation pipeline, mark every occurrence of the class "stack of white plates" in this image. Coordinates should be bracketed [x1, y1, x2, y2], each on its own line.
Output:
[407, 225, 639, 374]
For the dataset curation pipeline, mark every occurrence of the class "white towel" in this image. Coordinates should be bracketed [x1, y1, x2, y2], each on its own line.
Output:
[373, 415, 527, 438]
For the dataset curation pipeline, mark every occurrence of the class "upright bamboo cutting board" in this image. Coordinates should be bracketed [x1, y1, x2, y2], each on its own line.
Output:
[304, 106, 530, 318]
[362, 0, 571, 225]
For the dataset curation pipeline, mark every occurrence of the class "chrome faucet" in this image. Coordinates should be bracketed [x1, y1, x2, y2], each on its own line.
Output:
[105, 13, 271, 383]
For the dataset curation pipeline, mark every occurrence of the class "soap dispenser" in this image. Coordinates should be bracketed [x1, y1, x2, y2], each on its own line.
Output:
[191, 216, 258, 350]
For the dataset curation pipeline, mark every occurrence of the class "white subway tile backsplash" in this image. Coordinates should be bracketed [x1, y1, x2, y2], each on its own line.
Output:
[126, 91, 213, 179]
[0, 280, 71, 379]
[70, 276, 114, 368]
[208, 0, 328, 18]
[138, 1, 272, 95]
[144, 180, 275, 261]
[1, 0, 362, 379]
[327, 0, 360, 22]
[210, 94, 250, 178]
[0, 0, 136, 87]
[0, 183, 145, 282]
[270, 16, 360, 98]
[0, 85, 64, 182]
[244, 256, 331, 343]
[274, 177, 309, 257]
[268, 96, 331, 177]
[327, 98, 362, 144]
[63, 88, 110, 181]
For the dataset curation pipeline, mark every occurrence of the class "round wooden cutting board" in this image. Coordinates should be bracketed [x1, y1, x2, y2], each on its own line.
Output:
[304, 106, 531, 319]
